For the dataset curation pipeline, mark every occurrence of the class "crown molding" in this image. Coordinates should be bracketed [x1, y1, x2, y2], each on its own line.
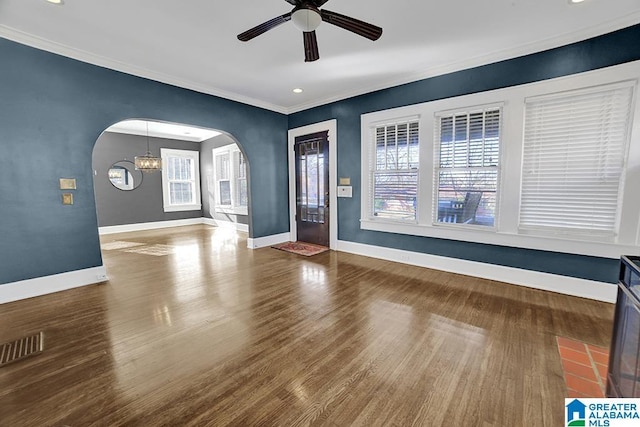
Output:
[285, 12, 640, 114]
[0, 25, 289, 114]
[2, 12, 640, 116]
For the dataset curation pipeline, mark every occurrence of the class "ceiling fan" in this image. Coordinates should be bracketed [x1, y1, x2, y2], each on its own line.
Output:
[237, 0, 383, 62]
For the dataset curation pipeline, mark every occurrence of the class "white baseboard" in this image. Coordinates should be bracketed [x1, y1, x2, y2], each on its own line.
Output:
[0, 266, 108, 304]
[336, 240, 617, 303]
[247, 232, 291, 249]
[202, 217, 249, 233]
[98, 218, 206, 235]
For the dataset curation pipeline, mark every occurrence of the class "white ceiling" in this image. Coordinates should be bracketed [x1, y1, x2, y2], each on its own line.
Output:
[0, 0, 639, 114]
[105, 119, 221, 142]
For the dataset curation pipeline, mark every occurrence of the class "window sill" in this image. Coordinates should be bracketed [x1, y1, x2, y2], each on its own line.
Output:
[163, 204, 202, 213]
[215, 206, 248, 216]
[360, 218, 635, 259]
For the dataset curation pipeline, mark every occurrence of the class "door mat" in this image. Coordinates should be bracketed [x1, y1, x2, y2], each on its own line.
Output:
[271, 241, 329, 257]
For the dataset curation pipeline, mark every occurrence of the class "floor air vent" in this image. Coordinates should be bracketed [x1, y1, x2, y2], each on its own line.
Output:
[0, 332, 44, 367]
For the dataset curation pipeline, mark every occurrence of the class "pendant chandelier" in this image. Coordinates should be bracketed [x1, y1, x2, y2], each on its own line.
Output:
[134, 121, 162, 173]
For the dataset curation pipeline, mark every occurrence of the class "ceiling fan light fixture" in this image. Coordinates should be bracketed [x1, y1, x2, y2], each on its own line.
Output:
[291, 7, 321, 32]
[237, 2, 383, 62]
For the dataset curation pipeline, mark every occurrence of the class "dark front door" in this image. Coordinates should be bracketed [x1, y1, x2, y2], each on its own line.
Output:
[295, 131, 329, 247]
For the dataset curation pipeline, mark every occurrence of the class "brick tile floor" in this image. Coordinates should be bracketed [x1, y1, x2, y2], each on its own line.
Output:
[557, 336, 609, 398]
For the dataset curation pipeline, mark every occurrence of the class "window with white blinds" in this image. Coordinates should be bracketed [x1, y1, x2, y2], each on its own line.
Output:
[370, 120, 419, 220]
[435, 107, 501, 227]
[361, 62, 640, 257]
[519, 82, 634, 235]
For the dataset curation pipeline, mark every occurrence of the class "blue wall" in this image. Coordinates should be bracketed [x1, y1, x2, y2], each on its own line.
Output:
[289, 24, 640, 284]
[2, 24, 639, 287]
[0, 38, 288, 285]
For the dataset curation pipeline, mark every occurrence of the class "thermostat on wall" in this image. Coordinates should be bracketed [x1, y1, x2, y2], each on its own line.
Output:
[337, 186, 352, 198]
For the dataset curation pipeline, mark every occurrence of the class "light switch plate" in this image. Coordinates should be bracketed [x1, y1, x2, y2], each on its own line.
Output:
[339, 177, 351, 185]
[59, 178, 77, 190]
[62, 193, 74, 205]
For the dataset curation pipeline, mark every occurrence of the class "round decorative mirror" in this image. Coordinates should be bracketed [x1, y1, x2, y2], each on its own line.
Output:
[108, 160, 143, 191]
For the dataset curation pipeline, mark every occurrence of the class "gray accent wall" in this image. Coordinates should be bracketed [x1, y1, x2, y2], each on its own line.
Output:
[93, 131, 202, 227]
[200, 134, 249, 226]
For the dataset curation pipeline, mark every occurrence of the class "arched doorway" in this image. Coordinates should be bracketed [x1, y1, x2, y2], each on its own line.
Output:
[92, 118, 251, 236]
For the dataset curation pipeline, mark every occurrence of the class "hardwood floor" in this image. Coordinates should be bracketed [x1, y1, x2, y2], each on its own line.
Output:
[0, 225, 614, 426]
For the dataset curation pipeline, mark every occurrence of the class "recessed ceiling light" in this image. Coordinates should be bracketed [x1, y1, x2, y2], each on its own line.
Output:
[46, 0, 64, 4]
[293, 88, 303, 94]
[570, 0, 585, 3]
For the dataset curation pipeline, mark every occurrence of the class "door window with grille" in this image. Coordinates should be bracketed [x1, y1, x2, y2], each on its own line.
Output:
[295, 131, 329, 246]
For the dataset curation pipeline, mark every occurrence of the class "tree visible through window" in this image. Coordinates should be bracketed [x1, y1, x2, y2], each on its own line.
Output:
[371, 121, 419, 220]
[435, 107, 501, 226]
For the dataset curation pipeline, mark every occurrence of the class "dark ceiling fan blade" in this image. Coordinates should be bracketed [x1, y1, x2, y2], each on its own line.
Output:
[237, 13, 292, 42]
[283, 0, 299, 5]
[312, 0, 331, 6]
[303, 31, 320, 62]
[320, 9, 382, 41]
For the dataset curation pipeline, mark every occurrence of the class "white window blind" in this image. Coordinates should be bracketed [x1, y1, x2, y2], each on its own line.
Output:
[519, 82, 634, 235]
[370, 120, 419, 220]
[435, 107, 501, 226]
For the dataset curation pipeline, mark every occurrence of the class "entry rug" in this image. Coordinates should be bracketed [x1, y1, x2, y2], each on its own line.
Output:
[271, 241, 329, 257]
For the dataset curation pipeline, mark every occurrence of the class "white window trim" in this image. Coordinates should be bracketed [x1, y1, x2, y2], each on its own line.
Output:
[161, 148, 202, 213]
[212, 144, 248, 216]
[360, 60, 640, 259]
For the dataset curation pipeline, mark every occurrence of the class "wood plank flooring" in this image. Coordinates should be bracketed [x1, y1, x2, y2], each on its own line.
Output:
[0, 225, 614, 426]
